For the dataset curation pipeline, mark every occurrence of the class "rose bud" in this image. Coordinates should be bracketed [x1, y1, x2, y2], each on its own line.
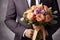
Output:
[44, 5, 48, 13]
[37, 4, 44, 10]
[41, 10, 46, 14]
[34, 8, 40, 15]
[36, 14, 44, 22]
[31, 5, 37, 10]
[45, 15, 52, 22]
[27, 12, 34, 21]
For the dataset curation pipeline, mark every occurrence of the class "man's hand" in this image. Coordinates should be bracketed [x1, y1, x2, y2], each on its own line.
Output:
[24, 29, 34, 38]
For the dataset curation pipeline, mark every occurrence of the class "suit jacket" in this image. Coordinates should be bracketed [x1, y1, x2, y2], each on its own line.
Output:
[4, 0, 60, 40]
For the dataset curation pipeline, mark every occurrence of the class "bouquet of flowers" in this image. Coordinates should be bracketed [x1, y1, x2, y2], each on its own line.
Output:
[20, 3, 58, 40]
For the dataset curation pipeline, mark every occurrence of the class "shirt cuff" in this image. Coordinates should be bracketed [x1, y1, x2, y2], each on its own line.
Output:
[23, 29, 27, 37]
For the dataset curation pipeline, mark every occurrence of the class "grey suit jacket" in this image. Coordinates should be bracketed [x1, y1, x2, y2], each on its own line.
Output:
[4, 0, 60, 40]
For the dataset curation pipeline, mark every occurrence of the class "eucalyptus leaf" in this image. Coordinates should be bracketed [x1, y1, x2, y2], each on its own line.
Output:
[28, 21, 33, 25]
[50, 20, 57, 24]
[53, 11, 58, 14]
[52, 15, 58, 18]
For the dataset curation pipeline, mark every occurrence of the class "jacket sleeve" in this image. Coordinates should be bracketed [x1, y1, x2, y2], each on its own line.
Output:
[4, 0, 26, 38]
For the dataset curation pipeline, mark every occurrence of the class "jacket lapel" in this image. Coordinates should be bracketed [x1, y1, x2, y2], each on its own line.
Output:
[17, 0, 29, 16]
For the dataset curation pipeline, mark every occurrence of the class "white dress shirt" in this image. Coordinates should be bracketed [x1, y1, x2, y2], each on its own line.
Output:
[27, 0, 40, 7]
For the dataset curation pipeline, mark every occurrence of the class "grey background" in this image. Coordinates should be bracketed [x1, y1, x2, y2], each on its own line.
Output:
[0, 0, 60, 40]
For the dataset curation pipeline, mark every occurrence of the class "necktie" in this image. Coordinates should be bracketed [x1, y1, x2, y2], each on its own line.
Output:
[31, 0, 36, 6]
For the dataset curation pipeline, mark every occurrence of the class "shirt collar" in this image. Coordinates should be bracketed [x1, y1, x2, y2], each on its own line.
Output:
[27, 0, 40, 7]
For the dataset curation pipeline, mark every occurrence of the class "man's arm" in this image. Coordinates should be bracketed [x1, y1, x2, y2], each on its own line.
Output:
[4, 0, 26, 38]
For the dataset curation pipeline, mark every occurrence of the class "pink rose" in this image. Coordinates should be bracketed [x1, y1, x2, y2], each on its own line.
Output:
[45, 15, 52, 22]
[36, 14, 44, 22]
[27, 12, 35, 21]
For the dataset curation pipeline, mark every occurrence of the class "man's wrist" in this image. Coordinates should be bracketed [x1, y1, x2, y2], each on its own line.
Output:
[23, 29, 27, 37]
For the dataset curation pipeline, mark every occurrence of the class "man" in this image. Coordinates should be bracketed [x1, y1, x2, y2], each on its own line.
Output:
[4, 0, 60, 40]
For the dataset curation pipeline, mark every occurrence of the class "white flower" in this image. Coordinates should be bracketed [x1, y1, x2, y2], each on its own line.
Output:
[20, 17, 24, 21]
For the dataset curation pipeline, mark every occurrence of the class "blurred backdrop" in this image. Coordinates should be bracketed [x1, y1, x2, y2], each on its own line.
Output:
[0, 0, 60, 40]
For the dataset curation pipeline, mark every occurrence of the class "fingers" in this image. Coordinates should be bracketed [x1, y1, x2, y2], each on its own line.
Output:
[28, 29, 34, 38]
[24, 29, 34, 38]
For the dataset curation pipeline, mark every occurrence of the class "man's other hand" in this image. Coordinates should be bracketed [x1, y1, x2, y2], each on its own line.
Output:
[24, 29, 34, 38]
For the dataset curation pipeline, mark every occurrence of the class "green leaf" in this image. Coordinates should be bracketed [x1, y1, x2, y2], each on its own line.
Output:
[36, 30, 43, 40]
[23, 13, 28, 18]
[50, 20, 57, 24]
[52, 15, 58, 18]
